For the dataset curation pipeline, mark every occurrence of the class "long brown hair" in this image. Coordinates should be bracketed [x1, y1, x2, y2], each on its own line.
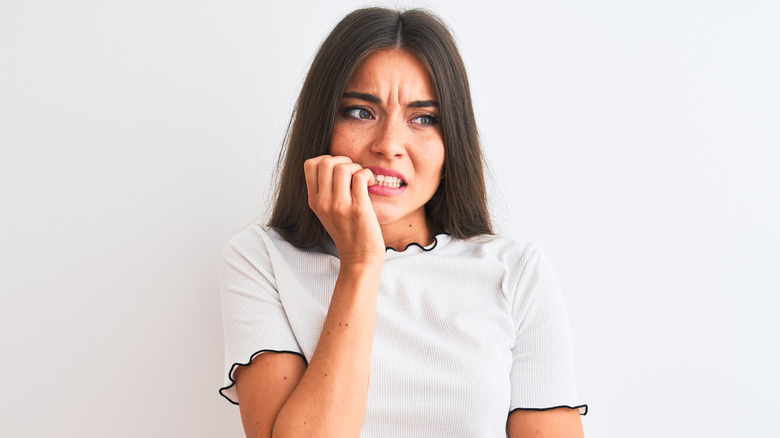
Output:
[269, 7, 492, 248]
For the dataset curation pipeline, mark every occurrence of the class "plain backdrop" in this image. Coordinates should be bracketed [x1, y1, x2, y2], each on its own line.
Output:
[1, 1, 778, 437]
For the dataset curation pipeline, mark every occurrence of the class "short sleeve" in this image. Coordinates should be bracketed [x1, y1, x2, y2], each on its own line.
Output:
[218, 228, 305, 405]
[509, 245, 587, 415]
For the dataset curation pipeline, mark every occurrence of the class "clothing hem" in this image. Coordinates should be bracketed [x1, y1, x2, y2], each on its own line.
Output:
[510, 404, 588, 416]
[219, 349, 308, 405]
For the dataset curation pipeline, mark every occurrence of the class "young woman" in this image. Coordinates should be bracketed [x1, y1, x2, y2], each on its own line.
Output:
[219, 7, 586, 437]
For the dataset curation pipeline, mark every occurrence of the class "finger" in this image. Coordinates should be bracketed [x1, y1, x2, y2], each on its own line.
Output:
[351, 168, 376, 204]
[317, 156, 352, 199]
[304, 156, 327, 197]
[365, 168, 376, 186]
[332, 162, 364, 201]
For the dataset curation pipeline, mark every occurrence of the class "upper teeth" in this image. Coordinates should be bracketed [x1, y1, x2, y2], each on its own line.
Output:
[373, 173, 403, 188]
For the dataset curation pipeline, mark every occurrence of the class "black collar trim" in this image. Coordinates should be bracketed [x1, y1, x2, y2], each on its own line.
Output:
[385, 232, 451, 253]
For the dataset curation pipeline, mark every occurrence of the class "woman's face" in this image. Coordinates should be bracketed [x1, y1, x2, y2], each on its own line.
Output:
[329, 49, 445, 232]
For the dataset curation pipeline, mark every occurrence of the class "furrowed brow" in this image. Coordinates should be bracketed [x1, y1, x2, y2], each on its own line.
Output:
[342, 91, 381, 103]
[408, 100, 439, 108]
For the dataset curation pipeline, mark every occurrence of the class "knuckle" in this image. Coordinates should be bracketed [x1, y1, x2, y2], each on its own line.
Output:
[334, 163, 354, 176]
[316, 199, 331, 213]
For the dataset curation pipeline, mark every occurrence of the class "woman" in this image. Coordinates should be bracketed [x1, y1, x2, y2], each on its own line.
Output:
[220, 7, 586, 437]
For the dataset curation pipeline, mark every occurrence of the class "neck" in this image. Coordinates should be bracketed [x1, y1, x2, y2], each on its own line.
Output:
[380, 217, 439, 251]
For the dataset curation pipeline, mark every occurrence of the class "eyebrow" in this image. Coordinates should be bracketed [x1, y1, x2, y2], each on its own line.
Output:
[342, 91, 439, 108]
[408, 100, 439, 108]
[342, 91, 380, 103]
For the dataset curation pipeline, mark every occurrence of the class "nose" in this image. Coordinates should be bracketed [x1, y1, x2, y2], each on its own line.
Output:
[370, 118, 405, 158]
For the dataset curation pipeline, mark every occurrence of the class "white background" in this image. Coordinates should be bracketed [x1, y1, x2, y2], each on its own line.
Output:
[1, 1, 778, 437]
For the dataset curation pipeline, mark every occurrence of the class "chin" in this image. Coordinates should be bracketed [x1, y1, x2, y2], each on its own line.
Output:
[368, 202, 398, 224]
[371, 208, 399, 226]
[370, 200, 426, 229]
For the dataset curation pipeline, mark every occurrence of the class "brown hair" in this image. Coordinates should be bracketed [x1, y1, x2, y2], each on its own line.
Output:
[269, 7, 492, 248]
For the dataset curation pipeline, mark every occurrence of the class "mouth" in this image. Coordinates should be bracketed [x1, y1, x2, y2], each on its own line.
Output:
[366, 166, 407, 189]
[372, 173, 405, 188]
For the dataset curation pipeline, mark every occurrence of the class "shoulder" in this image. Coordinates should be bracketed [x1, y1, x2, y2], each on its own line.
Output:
[448, 233, 549, 273]
[223, 224, 281, 251]
[220, 224, 298, 274]
[222, 224, 269, 263]
[222, 224, 310, 260]
[221, 224, 340, 292]
[448, 234, 559, 311]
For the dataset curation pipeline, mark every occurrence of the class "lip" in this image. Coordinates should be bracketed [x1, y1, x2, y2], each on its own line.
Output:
[365, 166, 407, 184]
[368, 183, 407, 196]
[365, 166, 407, 196]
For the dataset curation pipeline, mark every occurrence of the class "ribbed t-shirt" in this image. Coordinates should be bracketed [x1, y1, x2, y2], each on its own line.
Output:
[219, 224, 586, 436]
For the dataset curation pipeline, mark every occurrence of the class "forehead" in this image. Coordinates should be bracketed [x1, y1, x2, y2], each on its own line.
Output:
[345, 49, 436, 100]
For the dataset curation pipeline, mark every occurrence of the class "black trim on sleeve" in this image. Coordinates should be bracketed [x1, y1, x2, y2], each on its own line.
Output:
[219, 349, 308, 405]
[510, 404, 588, 416]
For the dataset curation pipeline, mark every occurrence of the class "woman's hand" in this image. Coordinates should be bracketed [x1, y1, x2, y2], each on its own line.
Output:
[304, 155, 385, 267]
[245, 156, 385, 437]
[236, 156, 386, 438]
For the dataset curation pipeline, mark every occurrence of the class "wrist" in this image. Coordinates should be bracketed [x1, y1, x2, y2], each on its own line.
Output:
[338, 257, 384, 275]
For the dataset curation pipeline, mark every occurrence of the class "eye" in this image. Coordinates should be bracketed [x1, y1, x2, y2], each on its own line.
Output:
[410, 114, 439, 126]
[344, 107, 374, 120]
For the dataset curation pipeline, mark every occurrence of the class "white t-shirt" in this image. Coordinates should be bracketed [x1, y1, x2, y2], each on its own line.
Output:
[219, 224, 585, 436]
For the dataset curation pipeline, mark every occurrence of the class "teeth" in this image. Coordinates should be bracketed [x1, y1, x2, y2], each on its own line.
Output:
[371, 171, 403, 188]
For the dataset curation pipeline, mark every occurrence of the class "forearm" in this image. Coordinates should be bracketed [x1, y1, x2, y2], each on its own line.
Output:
[272, 263, 381, 437]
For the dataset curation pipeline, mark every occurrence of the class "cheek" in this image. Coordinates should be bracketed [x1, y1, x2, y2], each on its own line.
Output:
[328, 126, 344, 156]
[329, 123, 358, 157]
[410, 143, 445, 195]
[421, 139, 445, 176]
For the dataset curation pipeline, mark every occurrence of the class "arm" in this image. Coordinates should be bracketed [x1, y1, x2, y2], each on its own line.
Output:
[235, 156, 383, 438]
[234, 352, 306, 437]
[507, 408, 584, 438]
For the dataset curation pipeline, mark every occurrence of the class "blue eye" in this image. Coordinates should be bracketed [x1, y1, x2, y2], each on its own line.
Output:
[344, 107, 373, 120]
[411, 114, 439, 126]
